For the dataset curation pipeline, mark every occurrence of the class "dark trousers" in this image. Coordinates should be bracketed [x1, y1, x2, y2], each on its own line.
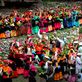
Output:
[29, 77, 36, 82]
[0, 76, 3, 82]
[3, 78, 12, 82]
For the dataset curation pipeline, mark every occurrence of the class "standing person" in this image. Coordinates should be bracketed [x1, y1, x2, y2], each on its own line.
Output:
[54, 65, 63, 81]
[46, 61, 54, 81]
[2, 61, 13, 82]
[71, 10, 79, 27]
[76, 53, 82, 74]
[54, 14, 61, 30]
[29, 62, 37, 82]
[32, 13, 40, 34]
[26, 20, 32, 35]
[63, 13, 68, 29]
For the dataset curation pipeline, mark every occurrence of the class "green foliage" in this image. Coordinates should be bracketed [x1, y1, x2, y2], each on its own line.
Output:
[79, 27, 82, 34]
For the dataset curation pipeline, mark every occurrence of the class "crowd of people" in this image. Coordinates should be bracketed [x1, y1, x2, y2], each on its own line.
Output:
[0, 1, 82, 82]
[0, 2, 82, 38]
[0, 30, 81, 82]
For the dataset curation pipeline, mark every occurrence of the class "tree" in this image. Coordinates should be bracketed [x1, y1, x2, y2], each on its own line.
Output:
[1, 0, 5, 6]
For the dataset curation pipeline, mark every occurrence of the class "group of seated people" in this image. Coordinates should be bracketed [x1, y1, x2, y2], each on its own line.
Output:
[0, 3, 82, 38]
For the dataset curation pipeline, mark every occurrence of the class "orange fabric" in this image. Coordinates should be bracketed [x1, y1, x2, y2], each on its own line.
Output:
[59, 72, 63, 79]
[68, 52, 72, 57]
[3, 66, 11, 73]
[79, 19, 82, 24]
[10, 30, 17, 37]
[52, 47, 58, 53]
[0, 33, 6, 38]
[35, 44, 44, 51]
[61, 56, 66, 61]
[57, 58, 61, 63]
[0, 64, 3, 67]
[54, 72, 63, 81]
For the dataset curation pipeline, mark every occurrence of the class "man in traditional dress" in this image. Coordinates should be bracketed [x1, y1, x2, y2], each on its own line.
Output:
[76, 53, 82, 74]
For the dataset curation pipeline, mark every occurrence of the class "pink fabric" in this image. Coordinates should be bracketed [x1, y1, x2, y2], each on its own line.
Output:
[30, 65, 37, 72]
[21, 18, 25, 22]
[54, 22, 61, 30]
[3, 75, 8, 79]
[27, 27, 32, 34]
[43, 19, 47, 24]
[0, 56, 2, 60]
[23, 70, 29, 77]
[17, 68, 24, 75]
[68, 75, 77, 82]
[40, 27, 48, 33]
[16, 17, 21, 21]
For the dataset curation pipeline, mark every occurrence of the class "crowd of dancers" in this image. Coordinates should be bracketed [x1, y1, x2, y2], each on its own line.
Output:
[0, 30, 82, 82]
[0, 3, 82, 38]
[0, 2, 82, 82]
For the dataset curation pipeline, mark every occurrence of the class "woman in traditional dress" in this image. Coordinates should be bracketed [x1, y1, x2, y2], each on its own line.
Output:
[32, 13, 40, 34]
[47, 14, 53, 32]
[54, 58, 63, 81]
[71, 10, 80, 27]
[29, 62, 37, 82]
[3, 61, 13, 82]
[63, 14, 68, 29]
[27, 20, 32, 35]
[54, 14, 61, 30]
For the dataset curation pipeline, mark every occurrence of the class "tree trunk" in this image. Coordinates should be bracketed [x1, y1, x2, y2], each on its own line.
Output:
[1, 0, 5, 6]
